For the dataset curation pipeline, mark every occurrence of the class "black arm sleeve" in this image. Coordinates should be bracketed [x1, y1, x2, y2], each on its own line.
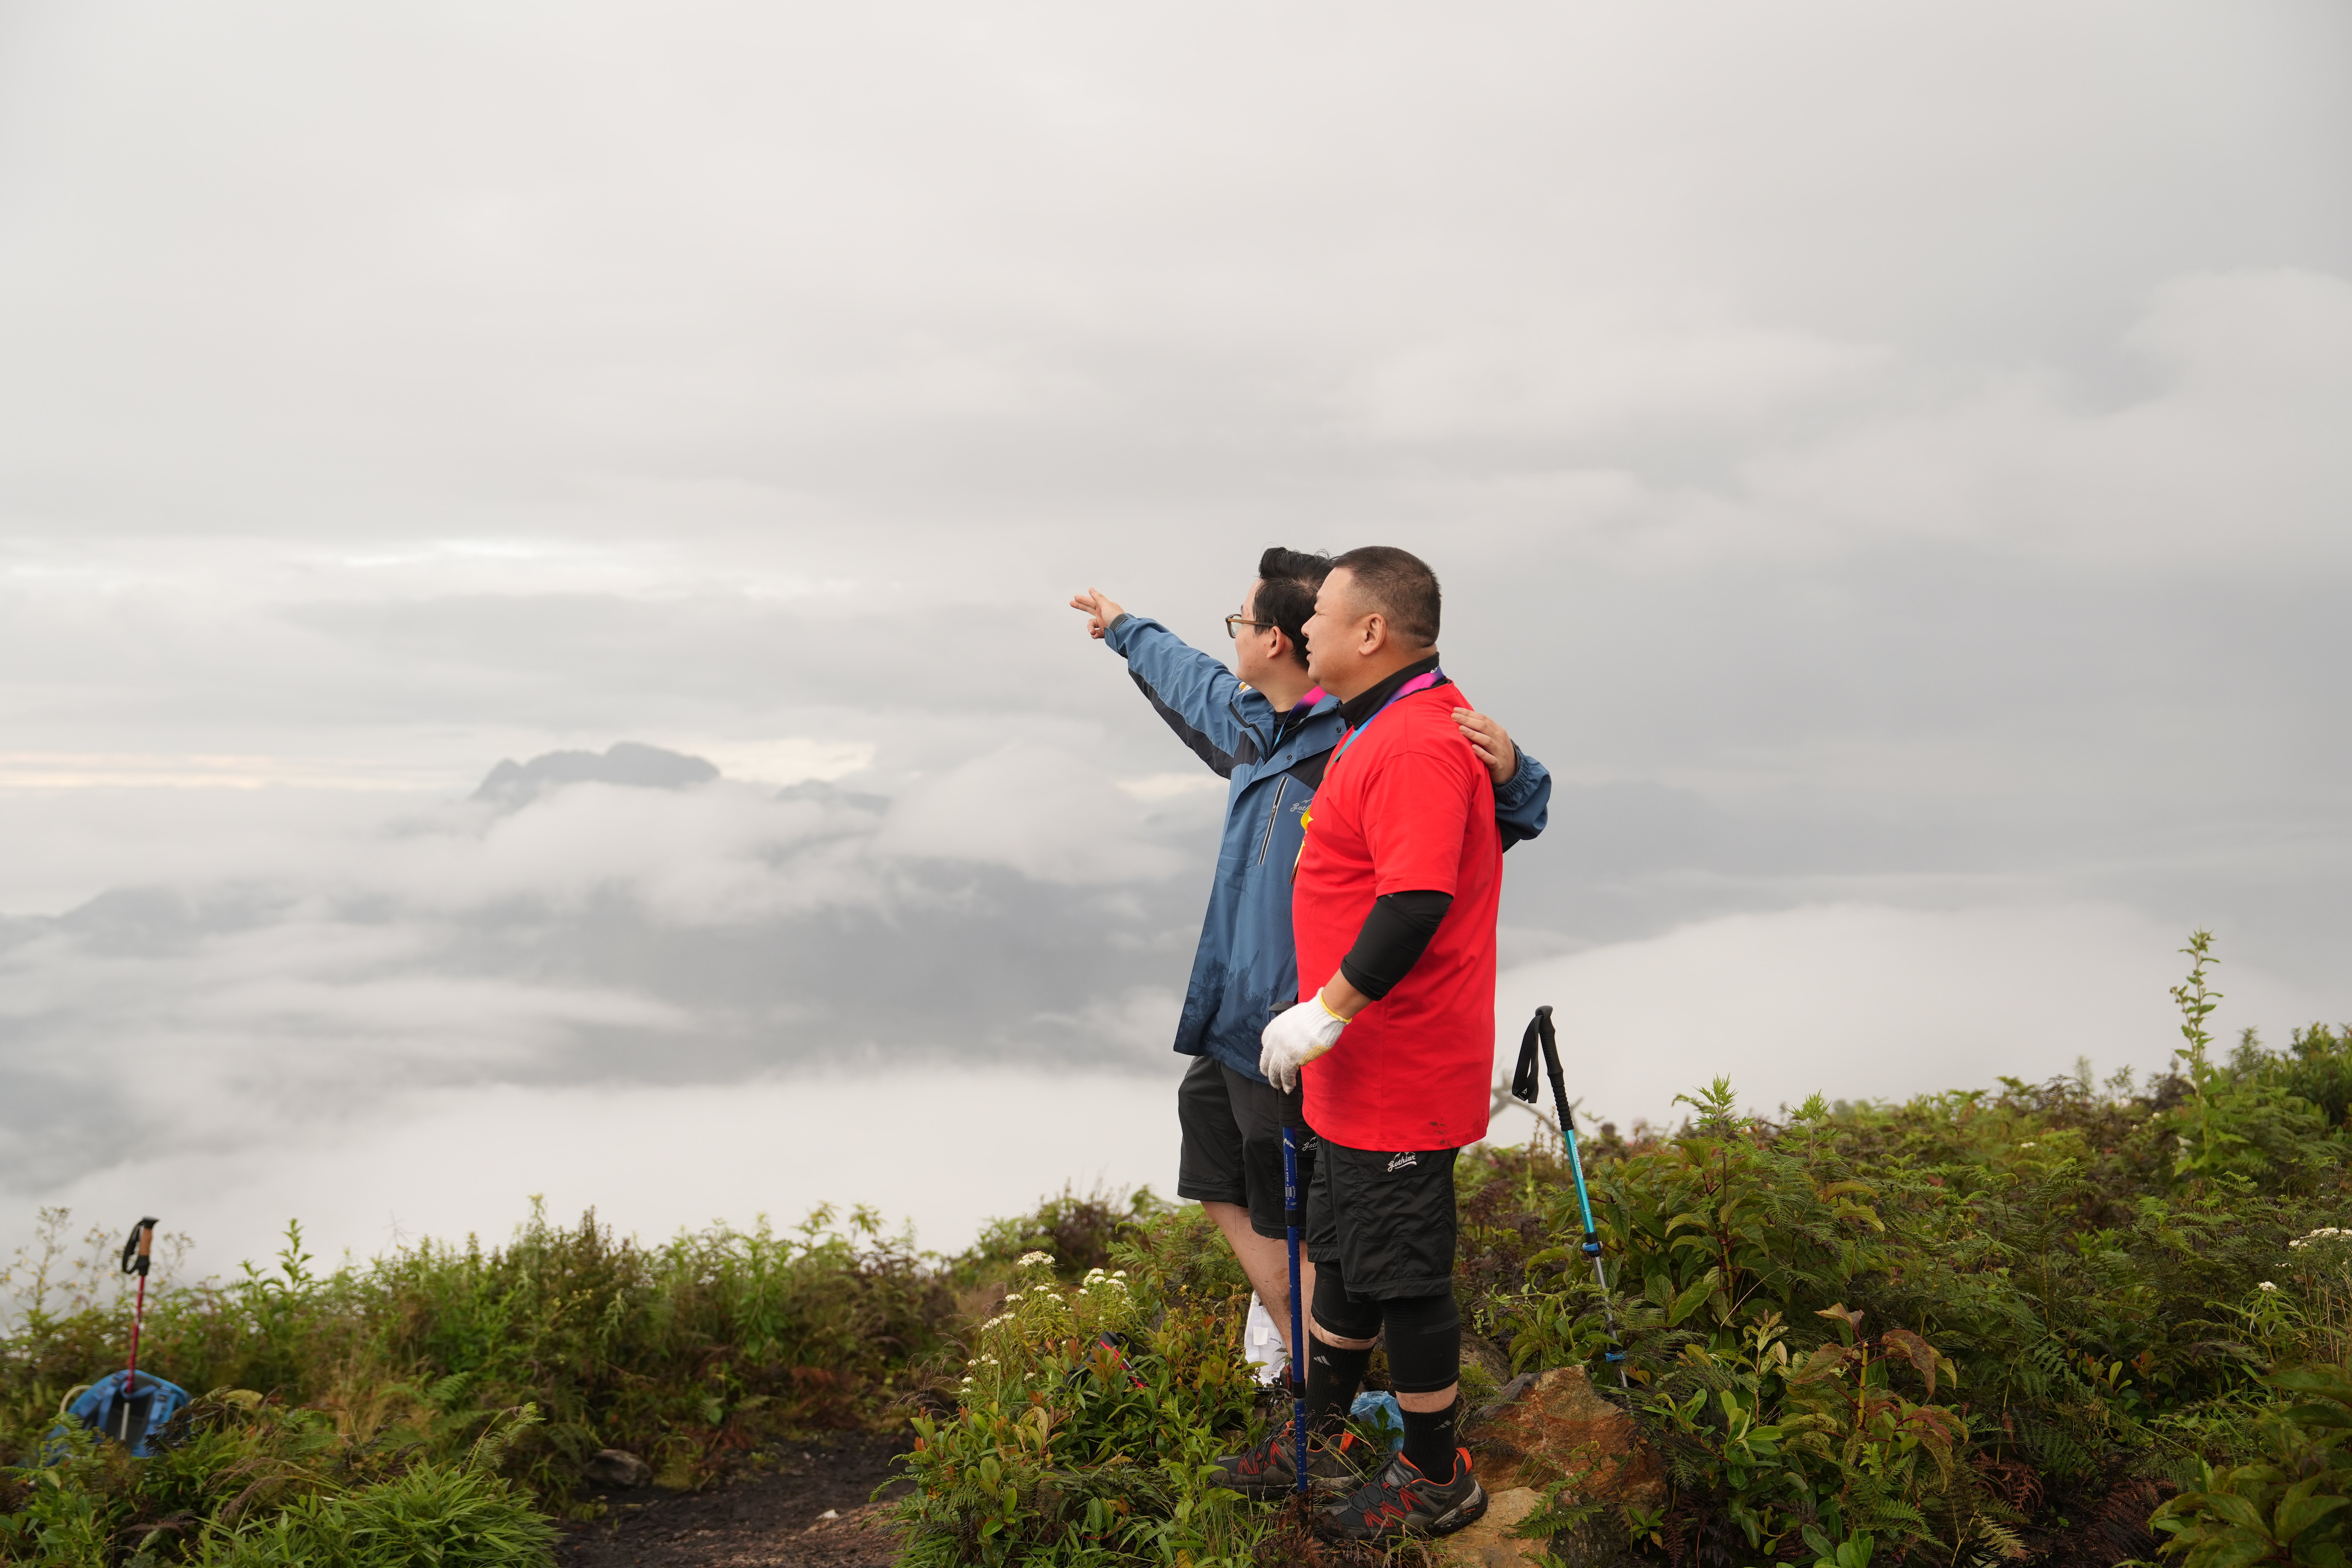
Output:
[1338, 890, 1455, 1001]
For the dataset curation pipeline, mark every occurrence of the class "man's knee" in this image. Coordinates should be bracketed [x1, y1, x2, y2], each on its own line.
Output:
[1309, 1264, 1381, 1348]
[1380, 1289, 1461, 1395]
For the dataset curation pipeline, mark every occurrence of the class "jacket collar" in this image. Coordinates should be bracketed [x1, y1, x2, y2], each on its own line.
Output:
[1336, 653, 1445, 728]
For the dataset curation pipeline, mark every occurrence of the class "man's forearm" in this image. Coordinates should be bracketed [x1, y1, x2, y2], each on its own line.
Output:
[1320, 969, 1373, 1021]
[1315, 889, 1454, 1020]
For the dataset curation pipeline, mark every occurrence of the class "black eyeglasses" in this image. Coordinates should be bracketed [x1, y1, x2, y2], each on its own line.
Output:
[1224, 614, 1275, 638]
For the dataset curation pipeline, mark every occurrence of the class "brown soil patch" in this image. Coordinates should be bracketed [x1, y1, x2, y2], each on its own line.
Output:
[557, 1432, 913, 1568]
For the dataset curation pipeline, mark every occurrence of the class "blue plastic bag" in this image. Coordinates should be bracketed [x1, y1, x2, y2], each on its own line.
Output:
[1350, 1390, 1405, 1454]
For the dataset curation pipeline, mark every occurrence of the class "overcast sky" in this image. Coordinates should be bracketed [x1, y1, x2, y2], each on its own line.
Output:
[1, 2, 2347, 1277]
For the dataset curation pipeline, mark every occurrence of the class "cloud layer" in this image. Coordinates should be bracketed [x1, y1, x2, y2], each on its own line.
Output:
[0, 3, 2345, 1266]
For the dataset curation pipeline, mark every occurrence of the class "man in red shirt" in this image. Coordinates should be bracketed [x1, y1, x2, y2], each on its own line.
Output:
[1241, 545, 1502, 1542]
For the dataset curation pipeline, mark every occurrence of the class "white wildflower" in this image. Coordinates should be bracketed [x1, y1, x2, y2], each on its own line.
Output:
[2019, 1142, 2037, 1150]
[1018, 1251, 1054, 1267]
[1003, 1292, 1023, 1304]
[2260, 1281, 2279, 1292]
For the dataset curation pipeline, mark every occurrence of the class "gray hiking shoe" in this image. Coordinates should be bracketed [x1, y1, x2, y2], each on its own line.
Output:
[1209, 1423, 1373, 1499]
[1317, 1447, 1488, 1541]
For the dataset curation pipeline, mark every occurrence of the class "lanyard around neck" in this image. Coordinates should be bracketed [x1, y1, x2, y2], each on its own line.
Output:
[1328, 669, 1444, 772]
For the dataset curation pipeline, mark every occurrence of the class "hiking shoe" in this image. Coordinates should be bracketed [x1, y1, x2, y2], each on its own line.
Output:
[1317, 1448, 1488, 1541]
[1210, 1423, 1371, 1499]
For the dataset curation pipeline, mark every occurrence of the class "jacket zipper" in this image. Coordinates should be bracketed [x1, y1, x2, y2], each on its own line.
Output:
[1255, 777, 1289, 865]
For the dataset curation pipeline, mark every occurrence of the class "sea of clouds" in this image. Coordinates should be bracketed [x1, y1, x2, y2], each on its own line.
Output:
[0, 1, 2345, 1278]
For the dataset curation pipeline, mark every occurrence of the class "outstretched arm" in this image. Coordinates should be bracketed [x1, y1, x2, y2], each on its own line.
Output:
[1068, 585, 1259, 777]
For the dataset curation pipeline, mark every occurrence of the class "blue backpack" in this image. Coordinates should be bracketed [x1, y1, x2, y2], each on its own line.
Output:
[54, 1370, 192, 1458]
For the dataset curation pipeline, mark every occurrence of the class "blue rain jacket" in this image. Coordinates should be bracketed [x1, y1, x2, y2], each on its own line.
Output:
[1105, 614, 1551, 1083]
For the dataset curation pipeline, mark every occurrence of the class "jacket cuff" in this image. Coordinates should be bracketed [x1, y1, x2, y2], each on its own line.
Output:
[1493, 743, 1534, 802]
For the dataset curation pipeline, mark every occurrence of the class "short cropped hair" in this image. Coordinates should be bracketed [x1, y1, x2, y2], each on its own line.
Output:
[1328, 545, 1440, 646]
[1255, 546, 1331, 669]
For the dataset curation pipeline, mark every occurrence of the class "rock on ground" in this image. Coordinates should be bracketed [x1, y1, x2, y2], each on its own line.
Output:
[1434, 1367, 1662, 1568]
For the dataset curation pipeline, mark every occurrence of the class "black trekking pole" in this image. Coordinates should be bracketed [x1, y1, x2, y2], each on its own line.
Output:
[1512, 1008, 1627, 1388]
[1280, 1087, 1311, 1502]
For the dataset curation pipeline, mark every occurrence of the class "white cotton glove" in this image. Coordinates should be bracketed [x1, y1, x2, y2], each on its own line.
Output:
[1260, 995, 1349, 1092]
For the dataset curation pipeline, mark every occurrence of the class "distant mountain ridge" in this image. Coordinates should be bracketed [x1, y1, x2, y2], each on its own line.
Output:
[473, 741, 718, 804]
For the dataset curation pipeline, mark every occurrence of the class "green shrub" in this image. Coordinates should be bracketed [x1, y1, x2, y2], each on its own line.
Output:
[893, 1246, 1268, 1567]
[1, 1201, 953, 1508]
[193, 1462, 554, 1568]
[1474, 935, 2352, 1567]
[2151, 1364, 2352, 1568]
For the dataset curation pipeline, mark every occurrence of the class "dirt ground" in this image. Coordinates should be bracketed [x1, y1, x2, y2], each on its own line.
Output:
[556, 1432, 914, 1568]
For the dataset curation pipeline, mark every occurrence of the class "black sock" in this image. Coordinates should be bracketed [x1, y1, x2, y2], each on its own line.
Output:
[1400, 1397, 1461, 1479]
[1303, 1338, 1372, 1437]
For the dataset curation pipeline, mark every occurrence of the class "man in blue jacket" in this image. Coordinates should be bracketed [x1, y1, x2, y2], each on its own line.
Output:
[1068, 550, 1550, 1442]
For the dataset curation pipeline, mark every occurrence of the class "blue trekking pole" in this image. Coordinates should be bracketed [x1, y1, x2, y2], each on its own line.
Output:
[1513, 1006, 1627, 1388]
[1280, 1087, 1311, 1499]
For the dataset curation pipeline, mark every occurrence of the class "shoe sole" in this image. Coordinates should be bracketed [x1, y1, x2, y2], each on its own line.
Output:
[1318, 1480, 1489, 1541]
[1423, 1483, 1489, 1536]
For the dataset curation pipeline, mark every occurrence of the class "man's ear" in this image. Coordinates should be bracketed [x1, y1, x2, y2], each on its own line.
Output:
[1360, 612, 1388, 656]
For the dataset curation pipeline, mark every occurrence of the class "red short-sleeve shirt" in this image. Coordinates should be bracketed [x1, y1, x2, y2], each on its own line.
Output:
[1293, 683, 1502, 1150]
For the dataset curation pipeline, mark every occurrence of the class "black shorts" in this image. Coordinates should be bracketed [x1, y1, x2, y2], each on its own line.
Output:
[1305, 1137, 1459, 1300]
[1175, 1054, 1313, 1240]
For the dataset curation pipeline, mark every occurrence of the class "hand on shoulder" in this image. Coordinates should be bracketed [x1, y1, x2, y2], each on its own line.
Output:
[1452, 707, 1518, 785]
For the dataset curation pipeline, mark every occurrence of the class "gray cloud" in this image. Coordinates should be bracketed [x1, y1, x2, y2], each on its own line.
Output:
[0, 751, 1217, 1191]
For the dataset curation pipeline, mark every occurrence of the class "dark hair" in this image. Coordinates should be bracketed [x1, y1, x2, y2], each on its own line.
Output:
[1254, 546, 1331, 669]
[1328, 545, 1440, 646]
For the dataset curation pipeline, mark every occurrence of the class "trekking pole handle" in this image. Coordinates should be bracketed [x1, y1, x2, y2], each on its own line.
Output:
[1536, 1012, 1606, 1242]
[1519, 1008, 1632, 1387]
[120, 1217, 158, 1277]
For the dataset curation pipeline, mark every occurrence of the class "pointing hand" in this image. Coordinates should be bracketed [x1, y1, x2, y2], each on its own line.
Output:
[1068, 587, 1127, 639]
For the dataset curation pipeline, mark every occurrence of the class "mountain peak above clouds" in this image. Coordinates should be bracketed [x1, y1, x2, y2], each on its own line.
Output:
[473, 742, 719, 805]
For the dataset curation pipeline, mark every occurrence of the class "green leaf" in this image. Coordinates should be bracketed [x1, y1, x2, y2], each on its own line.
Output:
[2287, 1404, 2352, 1431]
[1668, 1270, 1722, 1327]
[1879, 1327, 1940, 1398]
[2206, 1493, 2277, 1538]
[2199, 1533, 2276, 1568]
[2274, 1484, 2348, 1544]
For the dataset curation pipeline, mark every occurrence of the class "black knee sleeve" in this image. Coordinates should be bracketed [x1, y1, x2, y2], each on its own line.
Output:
[1381, 1290, 1461, 1395]
[1311, 1262, 1383, 1342]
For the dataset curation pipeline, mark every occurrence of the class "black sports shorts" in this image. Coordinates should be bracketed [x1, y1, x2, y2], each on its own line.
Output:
[1305, 1136, 1460, 1300]
[1175, 1054, 1313, 1240]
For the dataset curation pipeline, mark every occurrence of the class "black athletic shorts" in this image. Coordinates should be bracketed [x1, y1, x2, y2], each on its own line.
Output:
[1175, 1054, 1313, 1240]
[1305, 1137, 1460, 1300]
